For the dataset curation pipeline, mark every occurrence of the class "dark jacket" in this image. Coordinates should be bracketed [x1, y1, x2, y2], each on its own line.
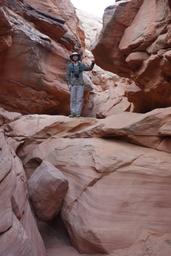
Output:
[67, 61, 94, 86]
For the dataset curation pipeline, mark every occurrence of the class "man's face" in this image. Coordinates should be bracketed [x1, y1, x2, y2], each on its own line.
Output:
[72, 55, 79, 62]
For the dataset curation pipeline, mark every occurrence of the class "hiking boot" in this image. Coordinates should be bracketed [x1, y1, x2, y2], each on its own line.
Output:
[69, 113, 76, 118]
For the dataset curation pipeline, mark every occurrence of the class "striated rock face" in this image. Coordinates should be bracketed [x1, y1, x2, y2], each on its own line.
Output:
[83, 79, 133, 118]
[23, 0, 85, 48]
[93, 0, 171, 112]
[76, 7, 134, 117]
[92, 0, 143, 75]
[5, 107, 171, 255]
[0, 7, 12, 52]
[0, 0, 84, 114]
[0, 130, 46, 256]
[71, 107, 171, 152]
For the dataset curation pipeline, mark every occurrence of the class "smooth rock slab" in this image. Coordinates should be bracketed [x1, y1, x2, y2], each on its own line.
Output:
[22, 137, 171, 254]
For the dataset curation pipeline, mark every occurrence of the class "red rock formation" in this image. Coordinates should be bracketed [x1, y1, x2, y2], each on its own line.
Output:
[0, 0, 134, 118]
[76, 8, 135, 117]
[4, 107, 171, 255]
[28, 161, 68, 221]
[19, 133, 171, 254]
[83, 79, 133, 117]
[93, 0, 171, 113]
[0, 7, 12, 52]
[1, 1, 171, 256]
[0, 0, 84, 114]
[24, 0, 85, 45]
[0, 130, 46, 256]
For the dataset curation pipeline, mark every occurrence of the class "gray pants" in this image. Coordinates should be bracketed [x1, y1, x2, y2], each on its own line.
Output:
[70, 85, 84, 115]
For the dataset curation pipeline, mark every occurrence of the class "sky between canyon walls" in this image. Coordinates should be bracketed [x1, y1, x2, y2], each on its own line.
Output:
[71, 0, 115, 17]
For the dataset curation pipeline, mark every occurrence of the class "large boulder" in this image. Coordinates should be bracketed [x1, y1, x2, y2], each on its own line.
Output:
[28, 161, 68, 221]
[93, 0, 171, 112]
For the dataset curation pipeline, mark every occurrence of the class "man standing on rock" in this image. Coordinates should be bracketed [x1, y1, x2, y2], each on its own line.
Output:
[67, 52, 95, 117]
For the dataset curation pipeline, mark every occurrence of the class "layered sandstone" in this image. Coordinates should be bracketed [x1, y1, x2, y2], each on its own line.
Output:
[0, 129, 46, 256]
[83, 79, 133, 118]
[93, 0, 171, 112]
[0, 0, 84, 114]
[1, 1, 171, 256]
[0, 0, 134, 118]
[76, 7, 134, 117]
[2, 106, 170, 255]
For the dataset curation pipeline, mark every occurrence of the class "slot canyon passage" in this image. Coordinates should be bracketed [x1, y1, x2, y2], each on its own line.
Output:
[1, 0, 171, 255]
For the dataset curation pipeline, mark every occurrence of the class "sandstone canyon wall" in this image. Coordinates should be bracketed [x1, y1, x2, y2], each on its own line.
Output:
[0, 0, 84, 115]
[0, 0, 134, 118]
[76, 9, 134, 117]
[0, 111, 46, 256]
[93, 0, 171, 113]
[1, 1, 171, 256]
[1, 106, 171, 256]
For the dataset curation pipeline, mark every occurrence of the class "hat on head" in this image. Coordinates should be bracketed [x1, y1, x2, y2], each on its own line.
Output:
[70, 52, 80, 60]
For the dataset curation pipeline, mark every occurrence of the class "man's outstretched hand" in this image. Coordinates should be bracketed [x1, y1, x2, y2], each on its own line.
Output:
[91, 60, 95, 69]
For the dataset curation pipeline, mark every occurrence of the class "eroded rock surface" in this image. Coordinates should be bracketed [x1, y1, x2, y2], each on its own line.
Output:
[1, 1, 171, 256]
[93, 0, 171, 112]
[28, 161, 68, 221]
[4, 107, 170, 255]
[0, 0, 84, 114]
[0, 130, 46, 256]
[19, 136, 171, 254]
